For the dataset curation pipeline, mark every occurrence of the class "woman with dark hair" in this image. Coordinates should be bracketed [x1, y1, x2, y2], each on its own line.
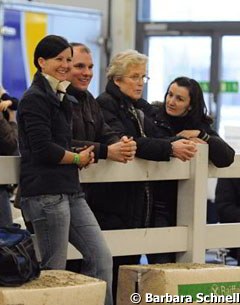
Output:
[17, 35, 113, 305]
[153, 76, 235, 167]
[147, 76, 235, 263]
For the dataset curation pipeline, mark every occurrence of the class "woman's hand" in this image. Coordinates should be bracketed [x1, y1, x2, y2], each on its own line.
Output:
[0, 100, 12, 112]
[188, 137, 206, 144]
[171, 139, 197, 161]
[177, 129, 208, 144]
[120, 136, 137, 162]
[177, 129, 200, 139]
[78, 145, 95, 168]
[107, 136, 136, 163]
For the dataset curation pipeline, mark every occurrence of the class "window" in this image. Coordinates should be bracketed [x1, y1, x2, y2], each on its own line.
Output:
[138, 0, 240, 22]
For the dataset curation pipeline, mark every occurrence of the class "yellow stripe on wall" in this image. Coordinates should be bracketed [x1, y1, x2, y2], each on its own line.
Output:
[25, 12, 47, 81]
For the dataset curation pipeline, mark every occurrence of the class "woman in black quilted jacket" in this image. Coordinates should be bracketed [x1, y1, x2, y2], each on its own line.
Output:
[148, 76, 235, 264]
[86, 51, 197, 303]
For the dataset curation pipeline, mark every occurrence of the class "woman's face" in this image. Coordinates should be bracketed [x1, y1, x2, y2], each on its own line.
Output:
[114, 64, 147, 100]
[38, 47, 72, 81]
[165, 82, 191, 117]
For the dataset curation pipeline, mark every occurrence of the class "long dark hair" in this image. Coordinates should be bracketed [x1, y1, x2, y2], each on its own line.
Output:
[163, 76, 213, 124]
[34, 35, 73, 71]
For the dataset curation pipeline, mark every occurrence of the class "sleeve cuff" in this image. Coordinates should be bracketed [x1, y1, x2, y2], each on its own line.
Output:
[99, 144, 108, 159]
[198, 129, 210, 142]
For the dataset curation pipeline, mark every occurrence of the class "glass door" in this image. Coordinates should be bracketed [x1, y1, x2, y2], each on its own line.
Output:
[147, 36, 212, 112]
[219, 36, 240, 152]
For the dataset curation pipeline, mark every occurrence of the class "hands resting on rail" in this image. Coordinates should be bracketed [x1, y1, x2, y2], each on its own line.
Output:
[171, 138, 198, 162]
[78, 132, 202, 168]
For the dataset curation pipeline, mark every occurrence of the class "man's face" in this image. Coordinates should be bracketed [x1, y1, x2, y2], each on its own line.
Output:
[69, 46, 93, 91]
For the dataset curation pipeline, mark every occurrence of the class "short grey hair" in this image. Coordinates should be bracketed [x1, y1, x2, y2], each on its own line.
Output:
[107, 49, 148, 80]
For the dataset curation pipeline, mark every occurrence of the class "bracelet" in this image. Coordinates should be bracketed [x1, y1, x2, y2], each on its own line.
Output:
[72, 153, 80, 165]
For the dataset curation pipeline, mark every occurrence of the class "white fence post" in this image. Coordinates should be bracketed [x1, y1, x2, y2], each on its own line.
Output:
[176, 144, 209, 263]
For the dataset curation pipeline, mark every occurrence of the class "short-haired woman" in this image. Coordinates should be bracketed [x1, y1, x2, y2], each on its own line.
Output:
[86, 50, 197, 302]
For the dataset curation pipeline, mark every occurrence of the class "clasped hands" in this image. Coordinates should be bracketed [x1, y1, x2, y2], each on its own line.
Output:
[107, 136, 137, 163]
[75, 135, 137, 169]
[171, 138, 197, 162]
[77, 145, 95, 169]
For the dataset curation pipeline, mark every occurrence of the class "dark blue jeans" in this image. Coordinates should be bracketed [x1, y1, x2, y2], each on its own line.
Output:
[21, 192, 113, 305]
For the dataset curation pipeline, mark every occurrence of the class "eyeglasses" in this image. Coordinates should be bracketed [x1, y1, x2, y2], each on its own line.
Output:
[123, 75, 150, 84]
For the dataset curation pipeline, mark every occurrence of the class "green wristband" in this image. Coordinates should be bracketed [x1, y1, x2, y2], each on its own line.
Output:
[72, 153, 80, 165]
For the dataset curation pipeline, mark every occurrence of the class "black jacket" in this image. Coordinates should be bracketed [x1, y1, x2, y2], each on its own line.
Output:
[215, 178, 240, 223]
[98, 81, 173, 161]
[150, 102, 235, 226]
[17, 72, 81, 197]
[152, 103, 235, 168]
[86, 80, 173, 230]
[67, 85, 119, 161]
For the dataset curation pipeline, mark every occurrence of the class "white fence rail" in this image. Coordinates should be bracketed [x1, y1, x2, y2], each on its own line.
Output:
[1, 144, 240, 263]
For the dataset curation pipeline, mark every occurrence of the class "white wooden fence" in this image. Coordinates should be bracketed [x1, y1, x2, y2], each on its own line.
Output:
[1, 144, 240, 263]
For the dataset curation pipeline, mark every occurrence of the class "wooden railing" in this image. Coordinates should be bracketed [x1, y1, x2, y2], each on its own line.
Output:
[1, 144, 240, 263]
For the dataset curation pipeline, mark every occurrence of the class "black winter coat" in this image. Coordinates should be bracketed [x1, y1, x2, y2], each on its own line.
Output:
[98, 81, 173, 161]
[17, 72, 81, 197]
[67, 85, 119, 161]
[152, 103, 235, 168]
[86, 80, 173, 230]
[150, 103, 235, 226]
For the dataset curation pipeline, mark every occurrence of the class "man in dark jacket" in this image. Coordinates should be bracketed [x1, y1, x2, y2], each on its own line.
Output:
[66, 44, 137, 298]
[0, 108, 18, 226]
[67, 43, 136, 163]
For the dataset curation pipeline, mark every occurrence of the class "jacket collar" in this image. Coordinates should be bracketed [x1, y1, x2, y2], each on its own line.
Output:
[66, 84, 88, 104]
[42, 73, 70, 94]
[33, 72, 74, 106]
